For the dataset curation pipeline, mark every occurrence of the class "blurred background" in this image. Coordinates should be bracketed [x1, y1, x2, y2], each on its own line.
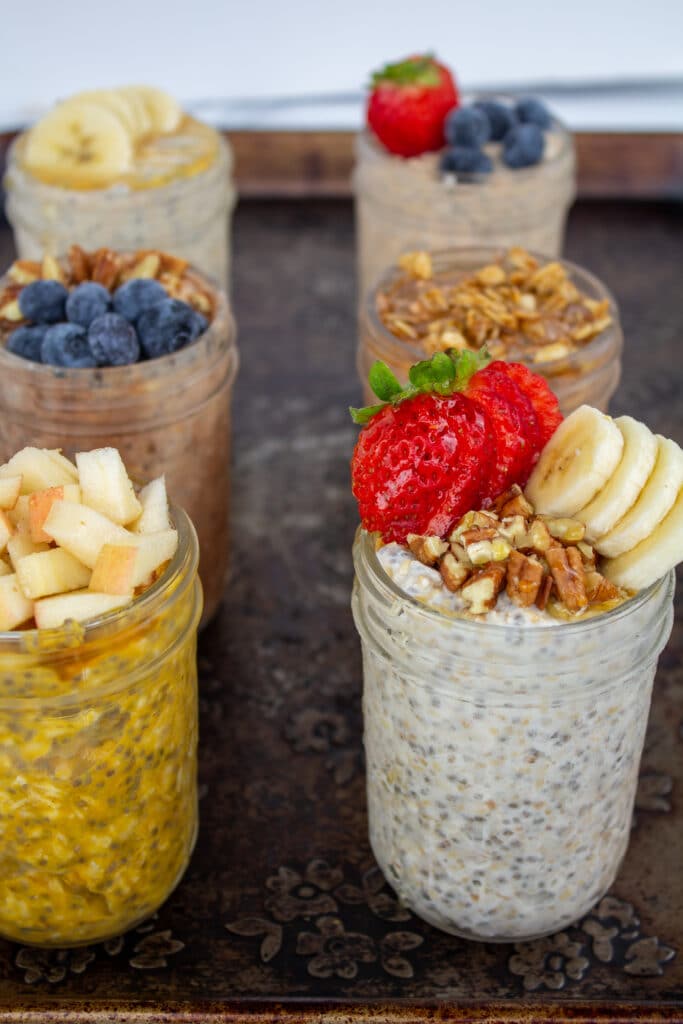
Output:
[2, 0, 682, 132]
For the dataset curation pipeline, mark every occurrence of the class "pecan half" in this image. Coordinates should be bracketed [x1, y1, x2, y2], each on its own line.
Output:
[546, 545, 588, 612]
[506, 550, 545, 608]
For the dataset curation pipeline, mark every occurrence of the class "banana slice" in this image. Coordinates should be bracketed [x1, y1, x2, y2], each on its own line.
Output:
[577, 416, 658, 542]
[23, 100, 133, 188]
[118, 87, 154, 137]
[603, 485, 683, 589]
[129, 86, 182, 134]
[78, 89, 140, 138]
[596, 436, 683, 557]
[524, 405, 624, 517]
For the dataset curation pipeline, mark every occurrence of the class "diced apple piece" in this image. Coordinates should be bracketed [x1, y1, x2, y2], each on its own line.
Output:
[0, 511, 14, 554]
[42, 500, 130, 569]
[76, 448, 142, 525]
[0, 574, 34, 630]
[0, 558, 13, 577]
[0, 447, 78, 493]
[29, 484, 81, 543]
[90, 529, 178, 595]
[16, 548, 91, 600]
[34, 590, 131, 629]
[8, 495, 30, 531]
[0, 476, 22, 510]
[7, 532, 50, 570]
[132, 475, 170, 534]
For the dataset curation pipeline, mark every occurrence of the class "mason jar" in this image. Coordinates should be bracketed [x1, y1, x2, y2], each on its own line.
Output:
[0, 267, 238, 624]
[353, 101, 576, 303]
[0, 506, 201, 947]
[358, 247, 623, 415]
[352, 529, 674, 942]
[4, 132, 235, 288]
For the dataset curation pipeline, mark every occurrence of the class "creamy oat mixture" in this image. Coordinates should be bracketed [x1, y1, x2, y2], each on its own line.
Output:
[355, 533, 674, 940]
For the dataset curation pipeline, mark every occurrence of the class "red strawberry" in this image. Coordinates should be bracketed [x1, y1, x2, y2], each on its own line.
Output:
[499, 362, 563, 449]
[464, 361, 540, 501]
[367, 55, 459, 158]
[352, 391, 495, 543]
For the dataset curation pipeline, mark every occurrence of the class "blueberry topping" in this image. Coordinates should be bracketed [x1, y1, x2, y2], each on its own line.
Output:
[7, 324, 48, 363]
[41, 323, 97, 368]
[473, 100, 517, 141]
[65, 282, 111, 328]
[515, 97, 553, 130]
[502, 123, 545, 169]
[444, 106, 491, 148]
[440, 146, 493, 175]
[113, 279, 167, 323]
[136, 299, 208, 360]
[18, 280, 69, 324]
[88, 313, 140, 366]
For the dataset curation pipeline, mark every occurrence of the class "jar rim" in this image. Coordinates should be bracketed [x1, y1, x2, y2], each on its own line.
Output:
[354, 527, 672, 640]
[362, 244, 622, 376]
[0, 503, 199, 659]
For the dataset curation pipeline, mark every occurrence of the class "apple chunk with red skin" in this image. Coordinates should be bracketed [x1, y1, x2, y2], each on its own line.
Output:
[29, 484, 81, 543]
[90, 530, 178, 595]
[16, 548, 91, 600]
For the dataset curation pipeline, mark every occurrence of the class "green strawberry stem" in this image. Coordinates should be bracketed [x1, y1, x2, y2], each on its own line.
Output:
[370, 55, 440, 90]
[350, 348, 491, 425]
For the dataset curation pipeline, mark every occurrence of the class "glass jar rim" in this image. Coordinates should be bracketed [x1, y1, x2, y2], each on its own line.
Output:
[355, 527, 672, 641]
[362, 244, 621, 376]
[0, 504, 199, 691]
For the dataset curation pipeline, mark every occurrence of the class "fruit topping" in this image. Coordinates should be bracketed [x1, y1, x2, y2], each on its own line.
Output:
[472, 100, 516, 141]
[524, 406, 683, 591]
[515, 97, 553, 129]
[398, 484, 627, 619]
[440, 147, 493, 175]
[502, 123, 545, 169]
[377, 247, 613, 364]
[366, 55, 459, 158]
[444, 107, 490, 148]
[350, 350, 560, 543]
[0, 445, 176, 630]
[1, 247, 214, 368]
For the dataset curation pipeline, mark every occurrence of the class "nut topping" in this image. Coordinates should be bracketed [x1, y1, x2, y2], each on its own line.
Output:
[406, 533, 448, 566]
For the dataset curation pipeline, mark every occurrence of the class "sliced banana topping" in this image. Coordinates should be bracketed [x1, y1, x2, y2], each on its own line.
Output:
[603, 485, 683, 590]
[577, 416, 658, 542]
[524, 405, 624, 517]
[596, 435, 683, 558]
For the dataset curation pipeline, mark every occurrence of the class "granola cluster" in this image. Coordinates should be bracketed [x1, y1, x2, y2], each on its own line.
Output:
[405, 485, 629, 618]
[377, 247, 613, 364]
[0, 247, 215, 332]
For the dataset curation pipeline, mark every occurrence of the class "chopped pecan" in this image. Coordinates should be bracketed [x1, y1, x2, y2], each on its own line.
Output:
[41, 254, 66, 284]
[506, 550, 545, 608]
[121, 251, 161, 281]
[577, 541, 597, 569]
[518, 518, 553, 554]
[8, 260, 41, 285]
[439, 552, 471, 593]
[460, 526, 498, 545]
[498, 514, 528, 546]
[406, 534, 448, 567]
[90, 248, 123, 289]
[546, 546, 588, 612]
[535, 574, 553, 611]
[159, 252, 190, 276]
[460, 565, 506, 615]
[500, 491, 534, 520]
[68, 245, 90, 283]
[585, 570, 621, 604]
[490, 484, 523, 514]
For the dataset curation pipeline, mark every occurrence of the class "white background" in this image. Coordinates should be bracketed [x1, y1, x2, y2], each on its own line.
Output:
[2, 0, 682, 130]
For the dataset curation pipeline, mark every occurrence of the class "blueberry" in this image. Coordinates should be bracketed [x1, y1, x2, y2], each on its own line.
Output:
[473, 100, 517, 141]
[515, 97, 553, 130]
[440, 146, 493, 175]
[41, 323, 97, 368]
[502, 123, 545, 169]
[444, 106, 491, 148]
[136, 299, 208, 360]
[7, 324, 48, 363]
[88, 312, 140, 366]
[65, 282, 111, 328]
[18, 280, 68, 324]
[113, 279, 167, 323]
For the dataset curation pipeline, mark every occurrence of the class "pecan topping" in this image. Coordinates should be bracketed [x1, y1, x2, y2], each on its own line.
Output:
[506, 550, 544, 608]
[406, 533, 448, 567]
[546, 546, 588, 612]
[460, 565, 506, 614]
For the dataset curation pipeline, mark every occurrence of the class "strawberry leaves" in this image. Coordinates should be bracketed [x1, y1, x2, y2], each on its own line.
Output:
[370, 55, 441, 90]
[350, 348, 491, 426]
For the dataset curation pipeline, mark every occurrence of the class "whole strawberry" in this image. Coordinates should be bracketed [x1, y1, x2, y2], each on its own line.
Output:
[367, 55, 459, 158]
[351, 351, 562, 543]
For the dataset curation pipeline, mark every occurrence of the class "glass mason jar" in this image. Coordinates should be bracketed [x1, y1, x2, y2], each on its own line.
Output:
[4, 132, 236, 289]
[352, 530, 675, 942]
[0, 269, 238, 624]
[358, 247, 623, 416]
[0, 507, 201, 947]
[353, 102, 576, 302]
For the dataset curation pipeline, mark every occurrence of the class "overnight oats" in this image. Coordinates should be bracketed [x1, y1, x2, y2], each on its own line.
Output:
[4, 86, 235, 285]
[349, 352, 681, 941]
[358, 246, 623, 414]
[353, 55, 576, 299]
[0, 445, 202, 946]
[0, 247, 239, 623]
